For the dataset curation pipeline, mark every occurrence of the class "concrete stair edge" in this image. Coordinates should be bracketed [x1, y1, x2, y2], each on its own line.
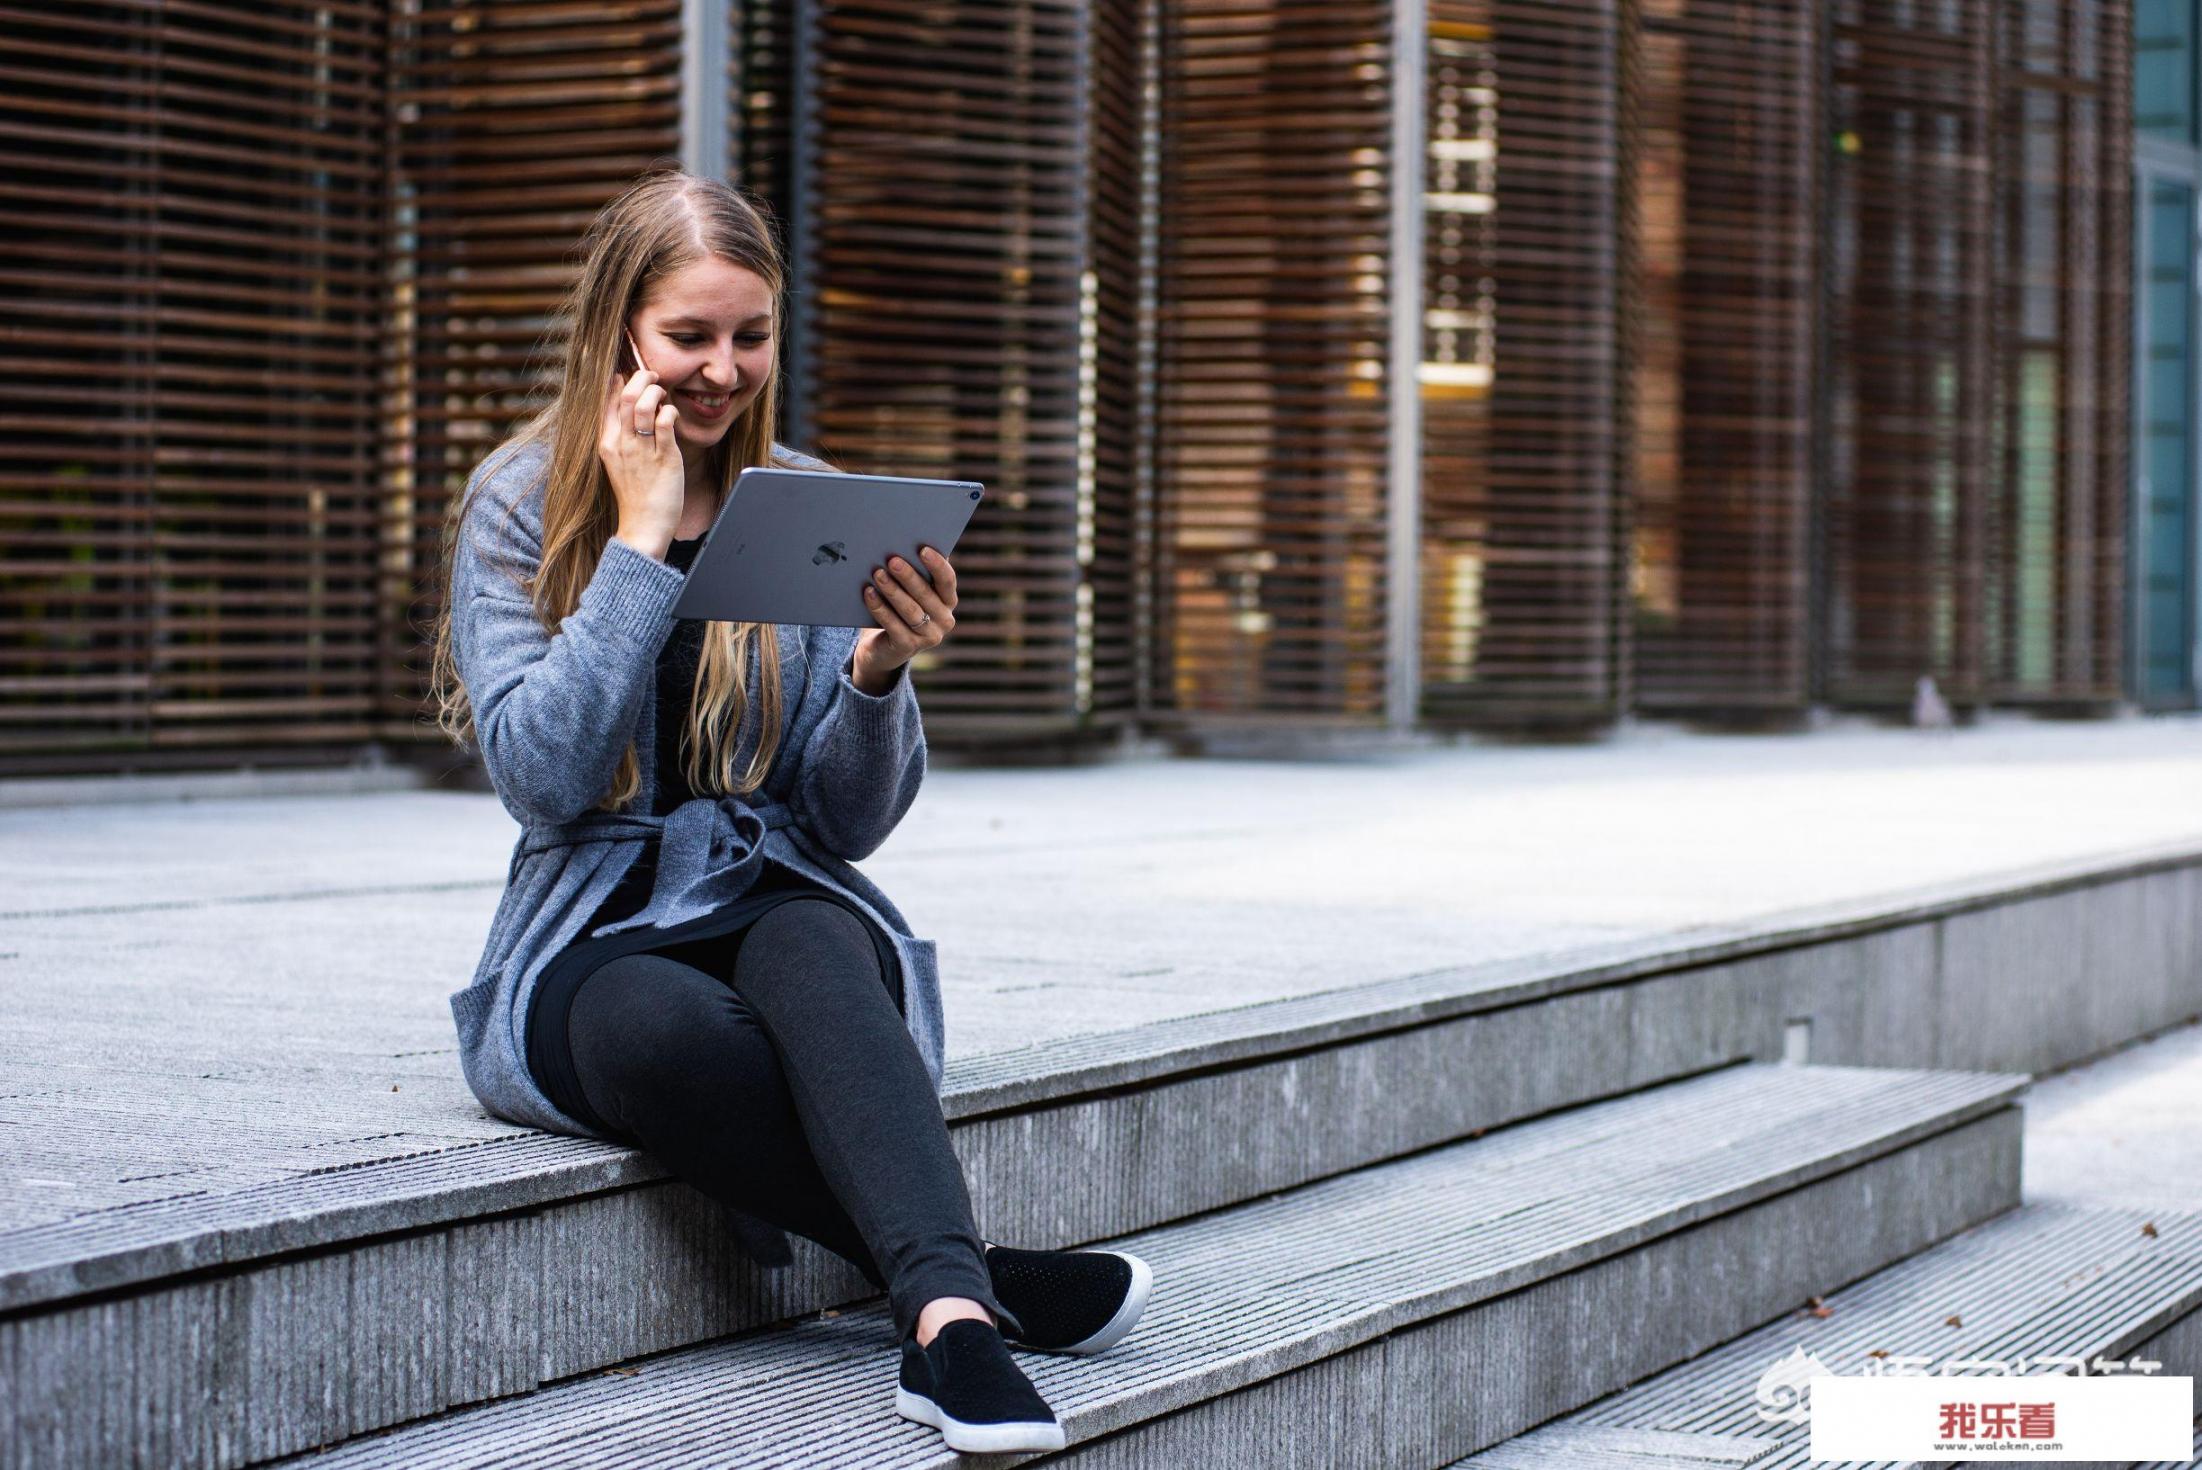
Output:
[164, 1063, 2035, 1470]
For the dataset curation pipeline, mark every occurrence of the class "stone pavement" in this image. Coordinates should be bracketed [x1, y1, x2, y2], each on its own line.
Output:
[5, 714, 2202, 1235]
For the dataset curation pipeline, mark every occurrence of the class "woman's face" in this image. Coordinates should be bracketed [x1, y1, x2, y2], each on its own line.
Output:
[628, 256, 777, 453]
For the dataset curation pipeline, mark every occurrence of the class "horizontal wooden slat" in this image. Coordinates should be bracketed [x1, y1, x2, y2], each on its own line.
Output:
[1628, 0, 1816, 713]
[0, 1, 388, 767]
[1823, 0, 1997, 706]
[1155, 0, 1394, 723]
[1421, 0, 1624, 726]
[375, 0, 685, 746]
[798, 0, 1141, 734]
[1985, 0, 2130, 703]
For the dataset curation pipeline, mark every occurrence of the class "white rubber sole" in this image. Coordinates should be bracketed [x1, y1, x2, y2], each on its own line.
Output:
[895, 1387, 1067, 1454]
[1050, 1249, 1154, 1355]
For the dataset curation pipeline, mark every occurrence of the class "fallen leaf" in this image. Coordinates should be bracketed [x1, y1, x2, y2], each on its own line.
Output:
[603, 1367, 638, 1378]
[1809, 1305, 1833, 1319]
[1945, 1314, 1962, 1328]
[2142, 1222, 2159, 1238]
[1867, 1349, 1890, 1359]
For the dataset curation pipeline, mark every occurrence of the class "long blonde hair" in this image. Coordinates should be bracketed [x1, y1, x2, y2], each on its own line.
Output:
[429, 167, 819, 810]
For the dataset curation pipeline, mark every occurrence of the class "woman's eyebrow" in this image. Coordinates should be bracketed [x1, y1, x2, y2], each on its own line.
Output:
[661, 313, 772, 328]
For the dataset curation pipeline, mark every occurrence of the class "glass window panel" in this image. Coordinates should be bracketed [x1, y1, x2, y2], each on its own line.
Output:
[2135, 0, 2197, 144]
[2139, 180, 2197, 701]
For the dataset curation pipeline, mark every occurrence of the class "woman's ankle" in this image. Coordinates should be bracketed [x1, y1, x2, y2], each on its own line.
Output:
[914, 1295, 996, 1348]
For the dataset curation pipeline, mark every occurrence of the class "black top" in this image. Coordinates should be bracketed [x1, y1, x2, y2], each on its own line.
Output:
[583, 533, 804, 931]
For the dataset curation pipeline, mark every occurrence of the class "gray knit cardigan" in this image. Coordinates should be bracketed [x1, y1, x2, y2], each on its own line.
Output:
[445, 434, 938, 1265]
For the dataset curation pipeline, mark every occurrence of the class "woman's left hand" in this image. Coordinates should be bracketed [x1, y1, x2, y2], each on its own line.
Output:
[852, 545, 958, 694]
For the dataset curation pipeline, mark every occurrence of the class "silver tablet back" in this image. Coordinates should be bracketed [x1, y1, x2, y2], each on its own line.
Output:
[671, 467, 985, 627]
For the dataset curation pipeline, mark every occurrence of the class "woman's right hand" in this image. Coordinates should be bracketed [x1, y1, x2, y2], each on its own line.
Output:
[598, 360, 683, 560]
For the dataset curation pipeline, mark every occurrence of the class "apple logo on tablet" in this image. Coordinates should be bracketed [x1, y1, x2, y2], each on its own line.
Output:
[813, 542, 847, 566]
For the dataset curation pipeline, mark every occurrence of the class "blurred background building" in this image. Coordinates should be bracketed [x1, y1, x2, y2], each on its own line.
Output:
[0, 0, 2187, 774]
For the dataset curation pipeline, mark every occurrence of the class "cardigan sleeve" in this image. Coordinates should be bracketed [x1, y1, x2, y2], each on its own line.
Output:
[451, 475, 685, 828]
[788, 625, 927, 861]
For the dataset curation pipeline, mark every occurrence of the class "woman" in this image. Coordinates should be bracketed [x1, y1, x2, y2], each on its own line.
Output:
[430, 167, 1149, 1455]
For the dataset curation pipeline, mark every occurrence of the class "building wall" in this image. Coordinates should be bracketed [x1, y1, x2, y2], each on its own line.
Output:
[0, 0, 2167, 773]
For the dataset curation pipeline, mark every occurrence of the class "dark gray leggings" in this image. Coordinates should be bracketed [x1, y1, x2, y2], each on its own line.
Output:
[552, 899, 1011, 1343]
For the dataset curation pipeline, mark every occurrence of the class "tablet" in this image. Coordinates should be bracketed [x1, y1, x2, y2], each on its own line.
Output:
[671, 466, 985, 627]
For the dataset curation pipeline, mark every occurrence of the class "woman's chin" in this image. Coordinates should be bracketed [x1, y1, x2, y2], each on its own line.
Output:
[675, 417, 737, 449]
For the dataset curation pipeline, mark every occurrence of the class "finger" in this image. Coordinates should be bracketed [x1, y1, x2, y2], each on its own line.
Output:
[918, 546, 958, 603]
[861, 584, 912, 642]
[634, 383, 666, 435]
[602, 370, 628, 438]
[868, 567, 927, 633]
[886, 555, 952, 625]
[621, 362, 655, 420]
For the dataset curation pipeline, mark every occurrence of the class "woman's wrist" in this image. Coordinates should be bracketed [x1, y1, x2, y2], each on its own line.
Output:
[848, 652, 902, 697]
[613, 522, 673, 563]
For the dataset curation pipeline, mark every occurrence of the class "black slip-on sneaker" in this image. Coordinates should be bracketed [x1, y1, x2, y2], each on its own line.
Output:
[985, 1243, 1154, 1355]
[896, 1318, 1067, 1455]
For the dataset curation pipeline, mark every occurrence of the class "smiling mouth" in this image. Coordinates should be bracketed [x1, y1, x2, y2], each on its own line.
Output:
[673, 387, 735, 415]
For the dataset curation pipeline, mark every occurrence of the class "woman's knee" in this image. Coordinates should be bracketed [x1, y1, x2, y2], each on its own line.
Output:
[735, 900, 885, 996]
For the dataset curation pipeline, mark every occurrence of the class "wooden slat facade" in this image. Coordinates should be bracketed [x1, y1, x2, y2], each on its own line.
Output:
[381, 0, 685, 734]
[0, 1, 2157, 772]
[0, 2, 388, 765]
[1420, 0, 1628, 727]
[1628, 0, 1819, 712]
[791, 0, 1144, 741]
[1985, 0, 2132, 703]
[1151, 0, 1395, 724]
[1823, 0, 1998, 706]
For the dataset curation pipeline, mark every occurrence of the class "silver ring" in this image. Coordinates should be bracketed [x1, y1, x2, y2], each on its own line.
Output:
[634, 427, 654, 436]
[914, 613, 931, 627]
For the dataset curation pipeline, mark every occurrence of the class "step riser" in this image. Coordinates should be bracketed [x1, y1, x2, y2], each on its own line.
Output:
[1755, 864, 2202, 1077]
[946, 855, 2202, 1120]
[2, 1198, 877, 1470]
[1050, 1109, 2021, 1469]
[5, 994, 1766, 1470]
[961, 977, 1753, 1246]
[2127, 1305, 2202, 1384]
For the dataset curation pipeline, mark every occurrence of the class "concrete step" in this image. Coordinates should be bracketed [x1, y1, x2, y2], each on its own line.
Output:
[234, 1063, 2024, 1469]
[3, 932, 1937, 1470]
[12, 816, 2201, 1470]
[1459, 1202, 2202, 1470]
